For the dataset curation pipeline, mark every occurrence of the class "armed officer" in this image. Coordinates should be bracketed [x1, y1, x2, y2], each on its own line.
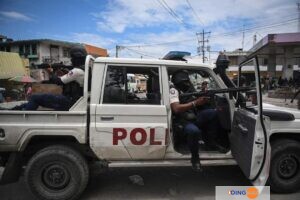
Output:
[11, 46, 86, 111]
[170, 70, 224, 171]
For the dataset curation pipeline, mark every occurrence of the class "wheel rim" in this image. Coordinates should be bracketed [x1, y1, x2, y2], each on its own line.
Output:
[42, 163, 71, 190]
[277, 154, 299, 179]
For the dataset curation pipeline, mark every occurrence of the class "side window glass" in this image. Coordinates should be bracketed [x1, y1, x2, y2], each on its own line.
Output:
[102, 66, 161, 105]
[126, 67, 161, 105]
[103, 66, 126, 104]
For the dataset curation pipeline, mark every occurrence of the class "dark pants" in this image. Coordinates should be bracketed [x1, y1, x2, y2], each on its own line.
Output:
[183, 109, 219, 163]
[16, 93, 71, 111]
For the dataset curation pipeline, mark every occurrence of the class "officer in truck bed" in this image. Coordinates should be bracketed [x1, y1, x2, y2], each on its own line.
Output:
[10, 46, 86, 111]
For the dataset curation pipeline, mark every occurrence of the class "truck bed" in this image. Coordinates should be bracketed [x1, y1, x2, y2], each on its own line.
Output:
[0, 110, 87, 151]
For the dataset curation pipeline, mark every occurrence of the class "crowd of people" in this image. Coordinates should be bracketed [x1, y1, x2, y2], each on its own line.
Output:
[261, 76, 299, 91]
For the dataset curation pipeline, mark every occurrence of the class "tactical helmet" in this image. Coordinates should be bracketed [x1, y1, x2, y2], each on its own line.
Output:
[70, 46, 87, 68]
[171, 70, 190, 85]
[216, 53, 230, 69]
[70, 46, 87, 58]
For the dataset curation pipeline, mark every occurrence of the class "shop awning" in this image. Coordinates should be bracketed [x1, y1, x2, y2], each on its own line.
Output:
[0, 51, 25, 79]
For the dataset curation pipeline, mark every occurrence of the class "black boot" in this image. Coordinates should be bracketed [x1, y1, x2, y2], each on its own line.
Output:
[191, 157, 203, 172]
[191, 151, 203, 172]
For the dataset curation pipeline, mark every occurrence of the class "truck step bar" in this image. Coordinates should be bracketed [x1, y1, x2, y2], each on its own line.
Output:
[109, 159, 237, 168]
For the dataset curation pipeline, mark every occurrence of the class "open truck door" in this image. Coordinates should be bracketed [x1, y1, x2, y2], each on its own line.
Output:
[230, 57, 271, 186]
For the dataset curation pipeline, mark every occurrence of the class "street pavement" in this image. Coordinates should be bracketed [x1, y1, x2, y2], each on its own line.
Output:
[0, 165, 299, 200]
[263, 94, 298, 109]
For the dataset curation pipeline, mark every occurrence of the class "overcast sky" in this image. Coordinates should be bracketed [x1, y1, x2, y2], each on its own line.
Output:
[0, 0, 298, 59]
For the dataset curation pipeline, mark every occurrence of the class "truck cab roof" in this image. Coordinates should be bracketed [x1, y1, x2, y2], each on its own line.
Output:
[94, 57, 214, 69]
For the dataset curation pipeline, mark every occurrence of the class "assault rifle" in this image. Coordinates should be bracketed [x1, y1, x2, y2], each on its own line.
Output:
[179, 86, 255, 98]
[38, 63, 73, 70]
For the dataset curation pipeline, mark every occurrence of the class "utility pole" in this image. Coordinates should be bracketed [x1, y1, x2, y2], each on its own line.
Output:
[242, 24, 245, 50]
[298, 3, 300, 32]
[196, 30, 210, 63]
[116, 45, 125, 58]
[253, 34, 257, 46]
[115, 45, 120, 58]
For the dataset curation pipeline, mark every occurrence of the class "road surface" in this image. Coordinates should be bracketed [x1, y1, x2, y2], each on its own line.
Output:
[0, 165, 299, 200]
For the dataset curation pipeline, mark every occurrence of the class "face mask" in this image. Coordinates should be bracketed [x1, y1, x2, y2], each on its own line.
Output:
[176, 81, 192, 92]
[71, 57, 85, 67]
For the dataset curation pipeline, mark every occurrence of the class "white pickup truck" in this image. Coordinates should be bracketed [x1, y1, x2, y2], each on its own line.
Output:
[0, 54, 300, 200]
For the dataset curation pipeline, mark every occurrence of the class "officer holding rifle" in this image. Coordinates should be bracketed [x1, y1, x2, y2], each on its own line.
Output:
[170, 70, 226, 171]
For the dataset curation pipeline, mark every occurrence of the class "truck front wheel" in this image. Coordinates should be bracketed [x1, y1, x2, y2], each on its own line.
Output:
[270, 139, 300, 193]
[25, 145, 89, 200]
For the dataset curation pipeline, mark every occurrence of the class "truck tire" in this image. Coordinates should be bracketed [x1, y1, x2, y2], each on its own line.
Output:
[269, 139, 300, 193]
[25, 145, 89, 200]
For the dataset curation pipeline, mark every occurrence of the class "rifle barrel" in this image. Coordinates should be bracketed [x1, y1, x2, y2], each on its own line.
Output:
[180, 87, 254, 98]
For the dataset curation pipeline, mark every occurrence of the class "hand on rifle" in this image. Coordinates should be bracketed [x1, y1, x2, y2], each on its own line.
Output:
[194, 96, 210, 106]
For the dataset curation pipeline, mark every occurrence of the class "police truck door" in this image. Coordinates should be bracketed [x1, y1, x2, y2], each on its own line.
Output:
[91, 64, 168, 160]
[230, 57, 271, 186]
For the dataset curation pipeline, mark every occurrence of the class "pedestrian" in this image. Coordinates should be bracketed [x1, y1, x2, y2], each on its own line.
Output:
[291, 89, 300, 110]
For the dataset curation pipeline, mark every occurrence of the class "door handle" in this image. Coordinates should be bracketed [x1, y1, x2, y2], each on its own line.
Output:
[0, 128, 5, 138]
[100, 116, 114, 121]
[237, 124, 248, 134]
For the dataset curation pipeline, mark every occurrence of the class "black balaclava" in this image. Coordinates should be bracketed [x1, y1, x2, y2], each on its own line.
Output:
[70, 46, 87, 70]
[175, 80, 194, 93]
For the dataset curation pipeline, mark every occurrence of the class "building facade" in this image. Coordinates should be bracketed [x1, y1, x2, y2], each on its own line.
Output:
[248, 33, 300, 80]
[0, 39, 108, 67]
[225, 35, 300, 81]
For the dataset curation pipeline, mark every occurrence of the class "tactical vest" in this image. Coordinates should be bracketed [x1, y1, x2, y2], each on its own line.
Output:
[174, 85, 198, 123]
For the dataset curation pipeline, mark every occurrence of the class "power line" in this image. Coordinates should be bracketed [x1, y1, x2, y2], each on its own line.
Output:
[204, 14, 298, 39]
[206, 18, 298, 39]
[160, 0, 187, 26]
[255, 31, 263, 38]
[124, 47, 158, 58]
[123, 48, 135, 57]
[185, 0, 204, 26]
[251, 12, 298, 26]
[156, 0, 187, 28]
[119, 37, 196, 48]
[210, 18, 298, 38]
[119, 17, 298, 48]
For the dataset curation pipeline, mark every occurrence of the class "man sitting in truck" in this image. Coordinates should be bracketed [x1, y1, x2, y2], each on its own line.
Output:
[170, 70, 226, 171]
[10, 46, 86, 111]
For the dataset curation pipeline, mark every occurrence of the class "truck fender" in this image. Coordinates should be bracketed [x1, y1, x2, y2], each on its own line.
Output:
[18, 129, 86, 151]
